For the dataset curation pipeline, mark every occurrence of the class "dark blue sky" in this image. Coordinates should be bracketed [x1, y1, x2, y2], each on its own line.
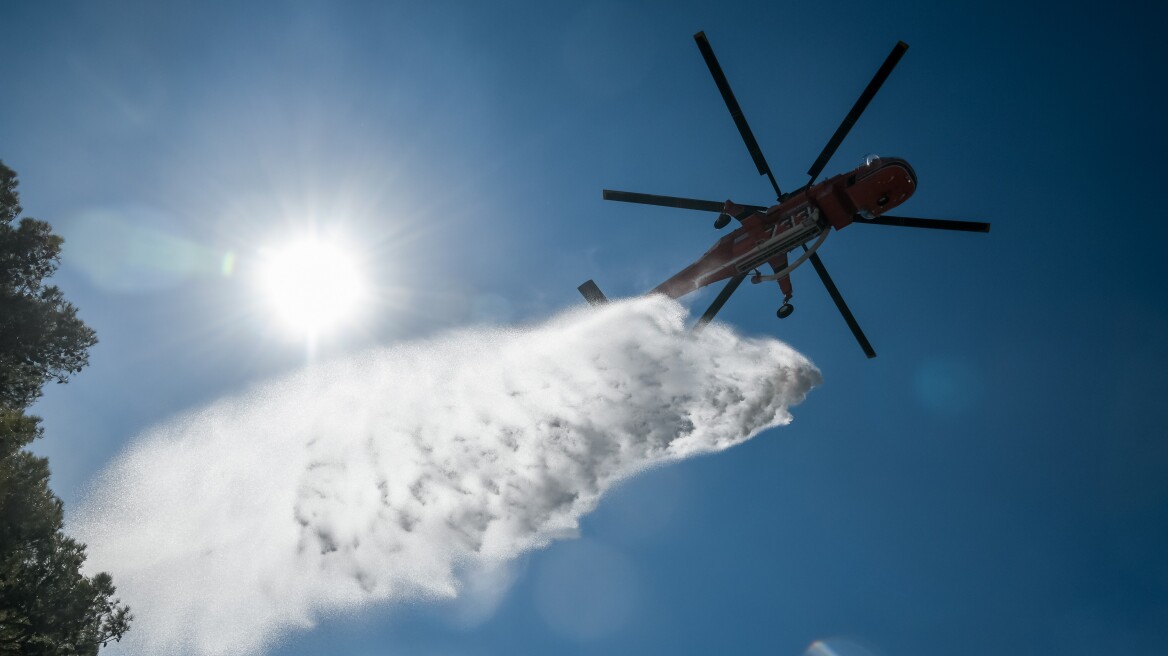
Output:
[4, 1, 1167, 654]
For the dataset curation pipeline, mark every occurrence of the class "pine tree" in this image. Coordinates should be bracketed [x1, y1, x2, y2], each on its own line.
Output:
[0, 161, 131, 653]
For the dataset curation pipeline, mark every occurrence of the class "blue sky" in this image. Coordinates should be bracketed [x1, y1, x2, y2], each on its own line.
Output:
[4, 1, 1167, 654]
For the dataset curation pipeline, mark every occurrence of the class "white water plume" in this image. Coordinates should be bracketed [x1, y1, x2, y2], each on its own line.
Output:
[72, 296, 820, 655]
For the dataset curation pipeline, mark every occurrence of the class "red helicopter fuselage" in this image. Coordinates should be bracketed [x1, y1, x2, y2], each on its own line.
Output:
[584, 32, 990, 357]
[653, 156, 917, 298]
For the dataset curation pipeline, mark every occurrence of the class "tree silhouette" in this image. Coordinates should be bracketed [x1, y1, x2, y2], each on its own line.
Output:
[0, 161, 131, 653]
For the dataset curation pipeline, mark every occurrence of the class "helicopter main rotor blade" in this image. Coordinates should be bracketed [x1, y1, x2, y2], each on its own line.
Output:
[694, 31, 782, 198]
[806, 248, 877, 358]
[603, 190, 767, 214]
[806, 41, 909, 185]
[694, 273, 748, 331]
[853, 215, 991, 233]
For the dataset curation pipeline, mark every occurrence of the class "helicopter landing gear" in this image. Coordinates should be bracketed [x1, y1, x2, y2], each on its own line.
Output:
[776, 291, 794, 319]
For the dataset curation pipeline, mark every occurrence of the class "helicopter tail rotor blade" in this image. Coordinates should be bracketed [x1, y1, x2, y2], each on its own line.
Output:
[854, 215, 991, 233]
[806, 249, 876, 358]
[806, 41, 909, 185]
[694, 273, 748, 332]
[578, 279, 608, 305]
[694, 31, 782, 198]
[603, 190, 767, 214]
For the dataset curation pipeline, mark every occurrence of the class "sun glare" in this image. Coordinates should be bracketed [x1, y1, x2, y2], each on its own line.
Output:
[258, 237, 368, 339]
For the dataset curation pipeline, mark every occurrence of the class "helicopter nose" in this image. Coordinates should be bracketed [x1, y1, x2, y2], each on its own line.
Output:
[849, 160, 915, 216]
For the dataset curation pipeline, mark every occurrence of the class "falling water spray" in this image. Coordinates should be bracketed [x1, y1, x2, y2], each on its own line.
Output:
[73, 296, 820, 655]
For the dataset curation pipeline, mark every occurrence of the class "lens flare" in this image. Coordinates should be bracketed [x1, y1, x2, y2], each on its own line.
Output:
[805, 638, 880, 656]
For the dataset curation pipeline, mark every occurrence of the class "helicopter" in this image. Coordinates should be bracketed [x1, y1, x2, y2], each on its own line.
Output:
[578, 31, 989, 358]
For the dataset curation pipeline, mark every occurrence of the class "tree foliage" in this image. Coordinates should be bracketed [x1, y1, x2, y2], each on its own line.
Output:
[1, 411, 132, 654]
[0, 161, 97, 409]
[0, 161, 131, 653]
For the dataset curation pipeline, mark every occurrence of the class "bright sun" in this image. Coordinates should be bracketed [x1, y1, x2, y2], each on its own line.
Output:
[258, 237, 368, 338]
